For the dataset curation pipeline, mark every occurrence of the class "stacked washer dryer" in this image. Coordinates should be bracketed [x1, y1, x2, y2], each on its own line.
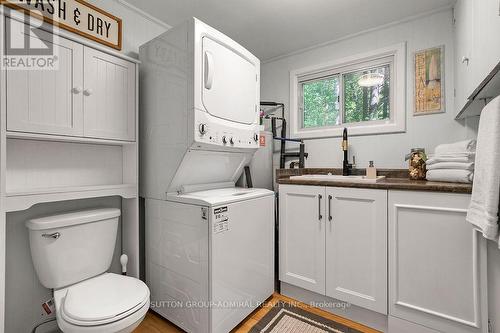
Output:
[139, 18, 274, 333]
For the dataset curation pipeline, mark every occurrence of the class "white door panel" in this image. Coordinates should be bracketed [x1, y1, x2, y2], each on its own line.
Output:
[202, 37, 257, 125]
[279, 185, 326, 294]
[325, 187, 387, 314]
[83, 47, 136, 141]
[6, 18, 84, 136]
[389, 191, 488, 333]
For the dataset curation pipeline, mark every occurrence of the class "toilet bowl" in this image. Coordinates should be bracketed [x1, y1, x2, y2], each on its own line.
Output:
[25, 208, 150, 333]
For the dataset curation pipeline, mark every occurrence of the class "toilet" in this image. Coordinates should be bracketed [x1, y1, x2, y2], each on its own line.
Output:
[25, 208, 150, 333]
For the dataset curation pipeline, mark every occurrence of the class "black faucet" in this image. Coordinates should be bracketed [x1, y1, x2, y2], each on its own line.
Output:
[342, 128, 352, 176]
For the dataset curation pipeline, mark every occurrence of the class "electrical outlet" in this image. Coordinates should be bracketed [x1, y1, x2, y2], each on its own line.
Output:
[40, 298, 56, 319]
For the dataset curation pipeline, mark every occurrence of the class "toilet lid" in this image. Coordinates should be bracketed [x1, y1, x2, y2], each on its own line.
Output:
[59, 273, 150, 326]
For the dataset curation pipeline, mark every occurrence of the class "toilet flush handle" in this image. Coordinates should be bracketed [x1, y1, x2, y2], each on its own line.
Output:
[42, 232, 60, 239]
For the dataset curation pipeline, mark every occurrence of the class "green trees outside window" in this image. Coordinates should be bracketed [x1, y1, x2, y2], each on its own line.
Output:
[301, 64, 391, 128]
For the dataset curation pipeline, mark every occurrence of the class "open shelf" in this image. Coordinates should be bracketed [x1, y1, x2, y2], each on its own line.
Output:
[5, 184, 137, 212]
[6, 131, 136, 146]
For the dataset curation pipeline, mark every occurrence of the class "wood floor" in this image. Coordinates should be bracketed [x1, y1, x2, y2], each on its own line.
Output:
[133, 293, 381, 333]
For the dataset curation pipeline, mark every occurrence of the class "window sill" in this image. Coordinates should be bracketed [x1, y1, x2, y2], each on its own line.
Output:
[291, 121, 405, 139]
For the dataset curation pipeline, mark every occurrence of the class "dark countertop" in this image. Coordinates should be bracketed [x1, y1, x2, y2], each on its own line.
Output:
[276, 168, 472, 194]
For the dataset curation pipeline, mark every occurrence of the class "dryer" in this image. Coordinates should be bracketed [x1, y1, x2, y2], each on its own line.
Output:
[139, 17, 261, 200]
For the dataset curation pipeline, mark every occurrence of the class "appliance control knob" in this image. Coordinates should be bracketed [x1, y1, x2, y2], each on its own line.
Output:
[253, 133, 259, 142]
[222, 136, 227, 144]
[229, 137, 234, 145]
[199, 123, 208, 135]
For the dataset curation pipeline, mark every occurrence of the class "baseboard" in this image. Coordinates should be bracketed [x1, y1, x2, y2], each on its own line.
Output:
[280, 282, 388, 332]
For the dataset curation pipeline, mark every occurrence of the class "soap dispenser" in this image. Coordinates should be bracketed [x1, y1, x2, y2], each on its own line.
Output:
[366, 161, 377, 179]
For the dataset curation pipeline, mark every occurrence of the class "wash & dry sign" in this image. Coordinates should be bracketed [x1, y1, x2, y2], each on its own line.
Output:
[1, 0, 122, 50]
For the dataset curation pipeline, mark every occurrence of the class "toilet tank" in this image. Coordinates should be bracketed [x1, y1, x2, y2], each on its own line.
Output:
[25, 208, 121, 289]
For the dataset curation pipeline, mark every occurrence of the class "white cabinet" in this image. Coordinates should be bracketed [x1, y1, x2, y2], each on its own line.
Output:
[279, 185, 325, 294]
[325, 187, 387, 315]
[6, 18, 84, 136]
[453, 0, 475, 112]
[5, 18, 136, 141]
[83, 47, 136, 141]
[473, 0, 500, 84]
[389, 190, 488, 333]
[454, 0, 500, 113]
[279, 184, 387, 314]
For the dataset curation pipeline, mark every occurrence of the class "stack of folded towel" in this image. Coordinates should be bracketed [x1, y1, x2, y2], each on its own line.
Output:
[426, 139, 476, 183]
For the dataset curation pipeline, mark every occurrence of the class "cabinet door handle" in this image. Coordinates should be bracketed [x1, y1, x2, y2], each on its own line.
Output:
[72, 86, 82, 94]
[318, 194, 322, 220]
[461, 56, 470, 65]
[83, 88, 93, 96]
[328, 195, 332, 221]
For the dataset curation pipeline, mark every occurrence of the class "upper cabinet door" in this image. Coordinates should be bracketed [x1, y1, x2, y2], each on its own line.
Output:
[6, 18, 84, 137]
[473, 0, 500, 82]
[453, 0, 475, 111]
[201, 37, 258, 125]
[325, 187, 387, 314]
[83, 47, 136, 141]
[279, 185, 326, 294]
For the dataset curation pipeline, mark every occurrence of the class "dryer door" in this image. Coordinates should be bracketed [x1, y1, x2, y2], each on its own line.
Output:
[202, 37, 258, 125]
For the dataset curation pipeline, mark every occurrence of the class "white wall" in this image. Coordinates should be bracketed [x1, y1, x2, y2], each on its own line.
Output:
[261, 9, 479, 170]
[81, 0, 169, 58]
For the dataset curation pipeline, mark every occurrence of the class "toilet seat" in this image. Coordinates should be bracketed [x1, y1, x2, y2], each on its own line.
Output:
[54, 273, 150, 328]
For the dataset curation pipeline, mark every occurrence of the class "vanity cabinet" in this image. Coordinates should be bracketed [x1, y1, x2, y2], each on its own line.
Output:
[388, 190, 488, 333]
[279, 184, 387, 314]
[5, 18, 136, 141]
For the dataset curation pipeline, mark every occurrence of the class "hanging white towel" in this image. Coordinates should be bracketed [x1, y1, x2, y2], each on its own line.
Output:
[426, 169, 473, 183]
[434, 139, 476, 155]
[466, 96, 500, 246]
[427, 162, 474, 170]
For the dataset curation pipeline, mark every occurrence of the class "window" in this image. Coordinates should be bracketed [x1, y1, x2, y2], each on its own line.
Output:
[290, 43, 406, 138]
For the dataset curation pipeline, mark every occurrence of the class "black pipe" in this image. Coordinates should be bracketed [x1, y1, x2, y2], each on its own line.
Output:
[280, 117, 287, 169]
[299, 143, 305, 168]
[261, 102, 307, 169]
[244, 166, 253, 188]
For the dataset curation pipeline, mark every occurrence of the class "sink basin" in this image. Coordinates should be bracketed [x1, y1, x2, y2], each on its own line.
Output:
[290, 174, 386, 183]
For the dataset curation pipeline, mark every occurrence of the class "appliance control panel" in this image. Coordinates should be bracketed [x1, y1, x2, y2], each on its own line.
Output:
[194, 110, 259, 149]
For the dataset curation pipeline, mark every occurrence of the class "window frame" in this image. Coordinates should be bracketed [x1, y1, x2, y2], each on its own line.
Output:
[290, 43, 406, 139]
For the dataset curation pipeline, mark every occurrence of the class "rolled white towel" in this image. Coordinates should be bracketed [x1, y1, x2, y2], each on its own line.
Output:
[426, 162, 474, 170]
[434, 140, 476, 155]
[426, 153, 475, 165]
[426, 169, 473, 183]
